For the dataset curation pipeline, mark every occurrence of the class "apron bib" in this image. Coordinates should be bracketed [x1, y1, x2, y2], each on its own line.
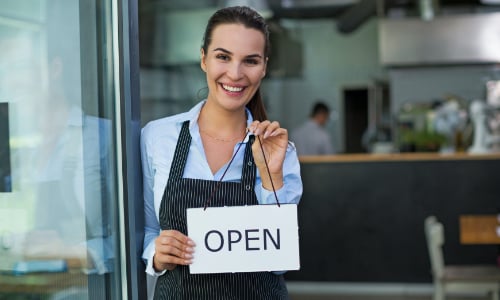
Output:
[154, 121, 289, 300]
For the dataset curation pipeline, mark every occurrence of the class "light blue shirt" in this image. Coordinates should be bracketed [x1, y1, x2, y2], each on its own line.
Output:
[141, 100, 303, 276]
[291, 119, 334, 156]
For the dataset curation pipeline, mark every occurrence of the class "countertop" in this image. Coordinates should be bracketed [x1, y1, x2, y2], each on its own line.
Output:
[298, 152, 500, 163]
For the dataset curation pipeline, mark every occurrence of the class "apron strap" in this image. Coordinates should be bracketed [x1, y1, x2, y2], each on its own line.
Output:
[167, 120, 191, 181]
[241, 134, 256, 190]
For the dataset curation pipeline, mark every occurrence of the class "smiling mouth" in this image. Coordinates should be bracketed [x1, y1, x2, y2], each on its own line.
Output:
[221, 84, 244, 93]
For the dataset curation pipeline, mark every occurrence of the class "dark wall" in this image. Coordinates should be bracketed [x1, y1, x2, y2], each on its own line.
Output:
[285, 158, 500, 282]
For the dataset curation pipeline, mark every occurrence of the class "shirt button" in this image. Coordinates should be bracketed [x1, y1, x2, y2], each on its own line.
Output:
[247, 161, 252, 166]
[245, 185, 251, 191]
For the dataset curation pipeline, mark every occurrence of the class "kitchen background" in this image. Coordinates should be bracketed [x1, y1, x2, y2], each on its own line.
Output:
[138, 0, 500, 155]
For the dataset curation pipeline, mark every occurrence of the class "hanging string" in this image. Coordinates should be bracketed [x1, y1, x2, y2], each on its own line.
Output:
[203, 131, 249, 210]
[257, 135, 280, 207]
[203, 130, 281, 210]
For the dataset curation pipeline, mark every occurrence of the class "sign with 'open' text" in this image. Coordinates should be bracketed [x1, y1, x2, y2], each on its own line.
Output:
[187, 204, 300, 274]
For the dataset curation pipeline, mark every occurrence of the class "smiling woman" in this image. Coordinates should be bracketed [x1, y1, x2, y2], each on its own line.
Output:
[140, 5, 302, 300]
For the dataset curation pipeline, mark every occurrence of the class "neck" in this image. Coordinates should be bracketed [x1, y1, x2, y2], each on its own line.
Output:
[198, 101, 247, 134]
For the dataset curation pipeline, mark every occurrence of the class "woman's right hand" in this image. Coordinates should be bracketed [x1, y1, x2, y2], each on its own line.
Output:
[153, 230, 195, 271]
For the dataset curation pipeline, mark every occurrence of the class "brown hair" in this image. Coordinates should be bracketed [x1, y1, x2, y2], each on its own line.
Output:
[202, 6, 270, 121]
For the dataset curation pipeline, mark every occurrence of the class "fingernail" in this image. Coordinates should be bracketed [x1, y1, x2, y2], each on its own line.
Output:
[186, 247, 194, 252]
[185, 260, 192, 264]
[187, 240, 195, 246]
[263, 131, 269, 138]
[184, 253, 193, 259]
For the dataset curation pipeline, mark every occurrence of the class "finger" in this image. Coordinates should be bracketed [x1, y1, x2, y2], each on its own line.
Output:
[157, 236, 195, 255]
[248, 122, 259, 135]
[155, 237, 194, 268]
[155, 251, 192, 268]
[159, 230, 196, 246]
[269, 127, 288, 138]
[262, 121, 281, 138]
[247, 121, 260, 134]
[157, 242, 194, 261]
[248, 120, 271, 136]
[156, 231, 195, 262]
[162, 255, 192, 266]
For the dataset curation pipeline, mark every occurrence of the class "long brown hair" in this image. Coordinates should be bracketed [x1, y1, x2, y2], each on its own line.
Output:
[201, 6, 270, 121]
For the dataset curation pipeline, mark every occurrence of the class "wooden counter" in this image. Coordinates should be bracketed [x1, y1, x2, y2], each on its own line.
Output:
[299, 152, 500, 163]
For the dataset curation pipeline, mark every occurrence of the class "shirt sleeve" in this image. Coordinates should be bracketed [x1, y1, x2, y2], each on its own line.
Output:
[141, 126, 166, 277]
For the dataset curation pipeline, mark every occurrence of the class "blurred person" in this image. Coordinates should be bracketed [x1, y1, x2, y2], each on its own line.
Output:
[291, 101, 335, 155]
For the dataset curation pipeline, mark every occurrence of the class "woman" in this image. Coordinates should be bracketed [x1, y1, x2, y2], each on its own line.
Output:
[141, 6, 302, 299]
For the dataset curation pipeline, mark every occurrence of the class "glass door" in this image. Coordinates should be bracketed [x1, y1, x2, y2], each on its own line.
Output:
[0, 0, 141, 298]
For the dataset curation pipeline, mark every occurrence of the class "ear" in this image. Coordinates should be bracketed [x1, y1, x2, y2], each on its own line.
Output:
[200, 49, 207, 73]
[262, 57, 268, 78]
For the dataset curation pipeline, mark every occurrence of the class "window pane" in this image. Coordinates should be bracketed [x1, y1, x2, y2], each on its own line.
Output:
[0, 0, 121, 298]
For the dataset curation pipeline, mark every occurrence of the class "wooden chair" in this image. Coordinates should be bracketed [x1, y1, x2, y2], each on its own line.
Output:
[424, 216, 500, 300]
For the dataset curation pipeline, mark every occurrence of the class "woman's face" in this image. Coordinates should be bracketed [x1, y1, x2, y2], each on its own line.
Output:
[201, 23, 267, 112]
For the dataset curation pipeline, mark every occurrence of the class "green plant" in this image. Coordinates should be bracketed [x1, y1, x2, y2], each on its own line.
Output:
[400, 129, 447, 152]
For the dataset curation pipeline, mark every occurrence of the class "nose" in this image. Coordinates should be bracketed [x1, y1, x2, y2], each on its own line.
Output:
[226, 62, 243, 80]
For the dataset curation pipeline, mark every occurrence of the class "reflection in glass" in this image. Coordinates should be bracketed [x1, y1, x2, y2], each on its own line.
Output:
[0, 0, 120, 298]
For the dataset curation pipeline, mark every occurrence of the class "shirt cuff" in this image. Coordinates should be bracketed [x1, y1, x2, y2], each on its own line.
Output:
[144, 243, 167, 277]
[259, 185, 287, 205]
[146, 258, 167, 277]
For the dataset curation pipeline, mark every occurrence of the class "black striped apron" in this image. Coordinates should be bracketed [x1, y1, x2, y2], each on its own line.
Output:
[154, 121, 289, 300]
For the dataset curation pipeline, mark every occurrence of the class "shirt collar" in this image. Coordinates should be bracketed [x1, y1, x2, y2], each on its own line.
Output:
[179, 100, 255, 143]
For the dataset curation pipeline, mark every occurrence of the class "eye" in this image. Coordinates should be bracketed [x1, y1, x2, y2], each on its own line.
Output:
[216, 54, 230, 61]
[244, 58, 259, 65]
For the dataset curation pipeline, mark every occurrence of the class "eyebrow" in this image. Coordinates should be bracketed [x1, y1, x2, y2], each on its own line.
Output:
[213, 47, 263, 59]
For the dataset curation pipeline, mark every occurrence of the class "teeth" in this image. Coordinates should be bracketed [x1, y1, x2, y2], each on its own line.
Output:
[222, 84, 243, 92]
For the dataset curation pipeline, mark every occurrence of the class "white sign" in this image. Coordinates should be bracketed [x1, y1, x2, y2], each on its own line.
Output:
[187, 204, 300, 274]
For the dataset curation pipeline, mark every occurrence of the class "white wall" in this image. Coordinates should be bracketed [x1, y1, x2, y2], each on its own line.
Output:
[389, 65, 500, 114]
[262, 18, 386, 153]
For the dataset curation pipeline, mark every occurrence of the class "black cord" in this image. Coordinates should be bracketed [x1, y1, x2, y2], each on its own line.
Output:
[203, 132, 281, 210]
[257, 135, 280, 207]
[203, 131, 249, 210]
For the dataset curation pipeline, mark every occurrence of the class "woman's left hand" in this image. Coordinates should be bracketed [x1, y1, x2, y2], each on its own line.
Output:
[248, 120, 288, 190]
